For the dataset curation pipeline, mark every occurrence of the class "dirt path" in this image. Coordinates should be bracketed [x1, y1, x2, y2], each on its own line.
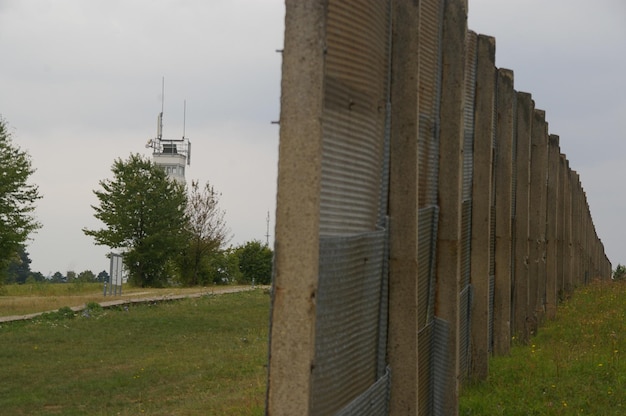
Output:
[0, 285, 267, 324]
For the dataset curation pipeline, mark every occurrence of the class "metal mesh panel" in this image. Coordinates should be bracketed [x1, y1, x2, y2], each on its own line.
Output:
[379, 103, 392, 226]
[488, 273, 495, 352]
[417, 206, 439, 414]
[312, 230, 386, 415]
[334, 367, 391, 416]
[418, 0, 444, 207]
[320, 0, 391, 235]
[490, 205, 496, 276]
[418, 206, 440, 328]
[418, 323, 434, 415]
[459, 284, 473, 381]
[417, 6, 443, 409]
[460, 33, 476, 377]
[376, 218, 390, 378]
[489, 205, 496, 352]
[461, 200, 473, 289]
[432, 317, 450, 416]
[463, 31, 477, 200]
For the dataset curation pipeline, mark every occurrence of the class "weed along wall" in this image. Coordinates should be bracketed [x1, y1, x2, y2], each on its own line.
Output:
[266, 1, 612, 415]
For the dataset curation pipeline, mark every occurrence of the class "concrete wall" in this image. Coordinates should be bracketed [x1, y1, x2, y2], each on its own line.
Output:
[267, 1, 612, 415]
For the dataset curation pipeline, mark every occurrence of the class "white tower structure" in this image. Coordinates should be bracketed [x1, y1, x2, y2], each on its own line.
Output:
[146, 81, 190, 184]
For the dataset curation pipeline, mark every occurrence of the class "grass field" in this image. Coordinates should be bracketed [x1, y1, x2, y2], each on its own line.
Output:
[3, 280, 626, 414]
[0, 289, 269, 415]
[460, 279, 626, 415]
[0, 282, 248, 317]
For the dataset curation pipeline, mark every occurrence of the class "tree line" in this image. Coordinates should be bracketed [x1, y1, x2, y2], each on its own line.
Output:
[0, 116, 272, 288]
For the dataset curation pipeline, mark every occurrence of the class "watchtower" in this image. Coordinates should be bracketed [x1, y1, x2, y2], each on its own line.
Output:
[145, 81, 191, 183]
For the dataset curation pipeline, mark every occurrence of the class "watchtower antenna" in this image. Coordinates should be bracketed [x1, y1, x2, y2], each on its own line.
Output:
[146, 77, 191, 183]
[157, 77, 164, 140]
[265, 211, 271, 246]
[182, 99, 187, 139]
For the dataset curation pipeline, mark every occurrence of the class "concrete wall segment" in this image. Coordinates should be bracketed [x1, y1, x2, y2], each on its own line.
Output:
[493, 67, 515, 356]
[267, 1, 328, 414]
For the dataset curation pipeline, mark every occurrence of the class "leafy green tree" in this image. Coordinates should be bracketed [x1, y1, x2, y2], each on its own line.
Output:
[235, 240, 273, 285]
[205, 248, 242, 285]
[177, 180, 230, 286]
[66, 271, 77, 283]
[613, 264, 626, 281]
[29, 271, 45, 282]
[83, 153, 188, 287]
[96, 270, 109, 283]
[50, 271, 65, 283]
[4, 245, 32, 284]
[77, 270, 96, 282]
[0, 118, 41, 273]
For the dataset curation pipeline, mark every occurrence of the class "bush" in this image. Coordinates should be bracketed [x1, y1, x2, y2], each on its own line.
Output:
[39, 306, 76, 321]
[613, 264, 626, 281]
[234, 240, 273, 285]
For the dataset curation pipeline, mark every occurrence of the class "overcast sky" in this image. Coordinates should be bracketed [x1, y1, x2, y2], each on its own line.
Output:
[0, 0, 624, 276]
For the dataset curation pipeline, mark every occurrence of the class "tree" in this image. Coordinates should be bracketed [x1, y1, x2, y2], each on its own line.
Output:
[0, 118, 41, 272]
[83, 153, 188, 287]
[77, 270, 96, 282]
[50, 271, 65, 283]
[177, 180, 231, 286]
[4, 245, 32, 284]
[96, 270, 109, 283]
[613, 264, 626, 281]
[204, 248, 241, 285]
[28, 271, 45, 283]
[235, 240, 273, 285]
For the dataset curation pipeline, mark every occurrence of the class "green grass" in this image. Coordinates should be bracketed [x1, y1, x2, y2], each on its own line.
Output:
[460, 280, 626, 415]
[0, 290, 269, 415]
[0, 283, 247, 317]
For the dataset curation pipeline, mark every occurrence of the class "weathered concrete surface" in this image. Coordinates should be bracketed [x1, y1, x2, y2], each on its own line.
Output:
[266, 1, 326, 414]
[512, 92, 533, 343]
[528, 109, 548, 328]
[435, 1, 468, 414]
[493, 68, 515, 356]
[388, 0, 421, 414]
[545, 134, 561, 319]
[469, 33, 496, 381]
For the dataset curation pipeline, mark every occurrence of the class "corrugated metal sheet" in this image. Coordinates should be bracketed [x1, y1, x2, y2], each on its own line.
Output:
[489, 273, 495, 352]
[432, 317, 450, 416]
[418, 206, 439, 328]
[459, 284, 473, 381]
[461, 200, 472, 288]
[418, 323, 434, 415]
[463, 31, 477, 200]
[490, 205, 496, 276]
[418, 0, 444, 207]
[313, 230, 387, 415]
[334, 367, 391, 416]
[320, 0, 391, 235]
[376, 218, 390, 378]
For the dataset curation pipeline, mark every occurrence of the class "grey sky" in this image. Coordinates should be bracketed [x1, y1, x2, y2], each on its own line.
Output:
[0, 0, 624, 275]
[0, 0, 284, 275]
[468, 0, 626, 270]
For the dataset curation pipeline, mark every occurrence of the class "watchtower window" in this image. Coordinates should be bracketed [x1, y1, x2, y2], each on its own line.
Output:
[163, 143, 177, 154]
